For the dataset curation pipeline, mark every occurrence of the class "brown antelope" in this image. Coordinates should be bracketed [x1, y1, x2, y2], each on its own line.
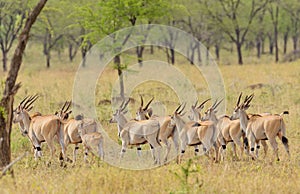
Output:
[110, 99, 161, 164]
[58, 112, 98, 164]
[77, 116, 104, 163]
[13, 96, 66, 164]
[135, 95, 178, 163]
[171, 101, 219, 163]
[187, 99, 211, 121]
[231, 93, 290, 161]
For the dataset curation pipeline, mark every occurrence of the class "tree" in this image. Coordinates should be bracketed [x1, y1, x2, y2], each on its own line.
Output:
[281, 0, 300, 52]
[31, 1, 64, 68]
[200, 0, 269, 65]
[77, 0, 171, 98]
[0, 0, 28, 71]
[268, 0, 279, 62]
[0, 0, 47, 171]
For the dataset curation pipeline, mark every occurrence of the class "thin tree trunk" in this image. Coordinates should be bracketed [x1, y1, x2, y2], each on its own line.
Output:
[2, 51, 7, 72]
[81, 47, 87, 67]
[114, 55, 124, 99]
[283, 31, 288, 55]
[166, 47, 170, 64]
[236, 43, 243, 65]
[256, 37, 261, 58]
[136, 46, 145, 67]
[268, 35, 274, 54]
[293, 36, 298, 51]
[261, 37, 265, 54]
[0, 0, 48, 170]
[215, 44, 220, 60]
[170, 48, 175, 64]
[150, 45, 154, 54]
[46, 52, 50, 68]
[197, 43, 201, 65]
[189, 44, 195, 65]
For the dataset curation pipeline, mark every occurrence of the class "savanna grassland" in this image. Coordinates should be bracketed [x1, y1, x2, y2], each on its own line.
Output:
[0, 45, 300, 194]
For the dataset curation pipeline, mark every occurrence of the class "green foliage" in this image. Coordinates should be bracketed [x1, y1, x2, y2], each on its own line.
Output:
[170, 159, 202, 193]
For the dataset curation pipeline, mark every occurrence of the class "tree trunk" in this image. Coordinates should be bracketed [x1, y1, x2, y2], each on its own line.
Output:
[236, 43, 243, 65]
[166, 47, 170, 64]
[215, 44, 220, 60]
[43, 29, 51, 68]
[197, 43, 201, 65]
[114, 55, 124, 99]
[46, 52, 50, 68]
[81, 47, 87, 67]
[292, 36, 298, 51]
[273, 5, 279, 62]
[189, 44, 195, 65]
[256, 37, 261, 58]
[150, 45, 154, 54]
[2, 50, 7, 72]
[136, 46, 145, 67]
[283, 31, 288, 55]
[170, 48, 175, 65]
[0, 0, 48, 170]
[268, 35, 274, 55]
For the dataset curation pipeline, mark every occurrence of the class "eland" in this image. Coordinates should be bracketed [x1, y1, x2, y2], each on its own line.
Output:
[230, 93, 290, 161]
[110, 99, 161, 164]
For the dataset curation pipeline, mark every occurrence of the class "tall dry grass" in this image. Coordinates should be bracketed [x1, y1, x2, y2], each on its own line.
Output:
[0, 46, 299, 193]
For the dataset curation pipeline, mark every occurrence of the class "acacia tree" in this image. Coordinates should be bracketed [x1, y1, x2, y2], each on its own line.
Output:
[200, 0, 269, 65]
[0, 0, 28, 71]
[0, 0, 47, 170]
[281, 0, 300, 52]
[268, 0, 279, 62]
[31, 1, 64, 68]
[77, 0, 170, 98]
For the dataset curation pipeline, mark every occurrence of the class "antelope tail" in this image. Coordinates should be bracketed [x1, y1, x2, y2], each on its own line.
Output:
[156, 123, 161, 146]
[58, 120, 65, 148]
[280, 111, 289, 116]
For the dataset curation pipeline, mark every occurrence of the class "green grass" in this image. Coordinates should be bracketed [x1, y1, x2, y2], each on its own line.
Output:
[0, 45, 300, 193]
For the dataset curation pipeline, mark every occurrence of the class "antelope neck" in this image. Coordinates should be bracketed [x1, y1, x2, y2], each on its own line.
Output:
[117, 114, 128, 129]
[239, 110, 249, 132]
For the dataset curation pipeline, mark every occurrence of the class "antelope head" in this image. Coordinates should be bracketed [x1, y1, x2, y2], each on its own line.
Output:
[135, 95, 154, 120]
[56, 101, 72, 120]
[110, 99, 130, 137]
[202, 98, 223, 121]
[188, 98, 210, 121]
[13, 94, 39, 135]
[170, 102, 186, 126]
[110, 99, 130, 123]
[230, 93, 254, 120]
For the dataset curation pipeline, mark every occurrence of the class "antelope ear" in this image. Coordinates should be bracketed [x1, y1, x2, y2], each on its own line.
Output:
[147, 108, 153, 117]
[244, 104, 251, 110]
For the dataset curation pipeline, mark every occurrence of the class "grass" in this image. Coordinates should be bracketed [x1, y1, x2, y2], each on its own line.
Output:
[0, 45, 300, 193]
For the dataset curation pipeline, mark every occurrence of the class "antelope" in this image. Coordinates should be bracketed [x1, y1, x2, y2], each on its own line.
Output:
[110, 99, 161, 164]
[58, 112, 98, 164]
[13, 96, 66, 164]
[171, 101, 220, 163]
[135, 95, 179, 163]
[231, 93, 290, 161]
[187, 98, 211, 121]
[77, 115, 104, 163]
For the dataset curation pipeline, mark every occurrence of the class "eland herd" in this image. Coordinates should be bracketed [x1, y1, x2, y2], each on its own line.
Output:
[12, 93, 290, 166]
